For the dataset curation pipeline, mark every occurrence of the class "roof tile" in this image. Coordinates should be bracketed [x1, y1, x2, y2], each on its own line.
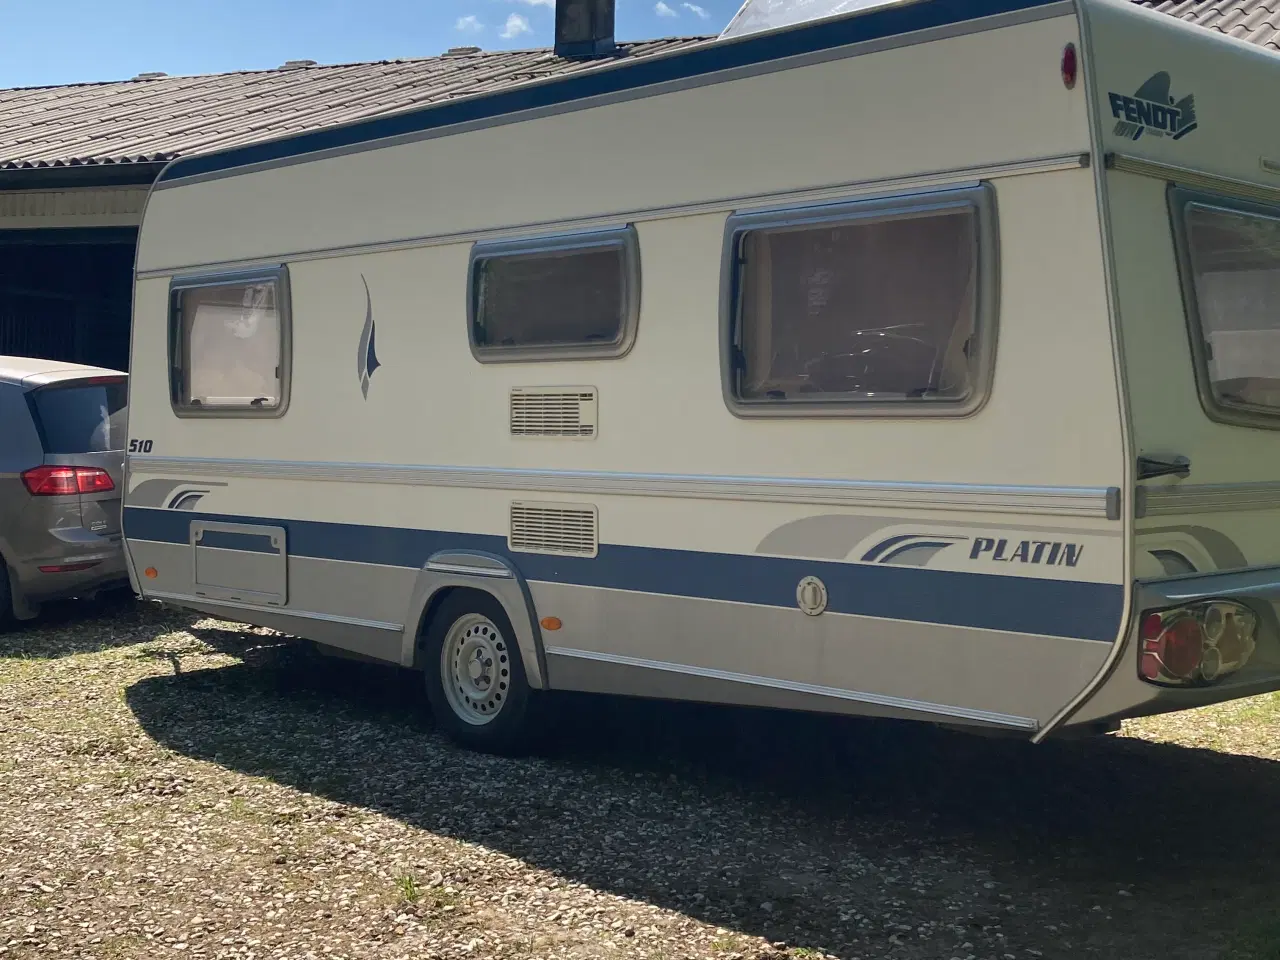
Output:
[0, 39, 707, 170]
[0, 2, 1274, 171]
[1136, 0, 1280, 46]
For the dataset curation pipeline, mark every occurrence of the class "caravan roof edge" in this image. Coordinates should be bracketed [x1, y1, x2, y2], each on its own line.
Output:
[155, 0, 1072, 189]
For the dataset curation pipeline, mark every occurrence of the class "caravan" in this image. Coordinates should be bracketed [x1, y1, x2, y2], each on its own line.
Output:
[123, 0, 1280, 752]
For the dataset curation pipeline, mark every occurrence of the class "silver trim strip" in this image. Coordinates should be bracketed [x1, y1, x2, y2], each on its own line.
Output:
[149, 590, 404, 633]
[1106, 153, 1280, 206]
[544, 646, 1039, 730]
[1141, 482, 1280, 517]
[153, 3, 1075, 193]
[136, 153, 1088, 280]
[129, 455, 1118, 518]
[424, 560, 515, 579]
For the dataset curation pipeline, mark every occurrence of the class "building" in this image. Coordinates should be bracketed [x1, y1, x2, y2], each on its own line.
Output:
[0, 0, 1269, 370]
[0, 36, 705, 370]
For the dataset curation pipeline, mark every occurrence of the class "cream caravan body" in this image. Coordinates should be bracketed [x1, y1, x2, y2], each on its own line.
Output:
[123, 0, 1280, 750]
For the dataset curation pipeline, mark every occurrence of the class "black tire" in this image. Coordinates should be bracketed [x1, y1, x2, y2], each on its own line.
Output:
[422, 591, 538, 755]
[0, 557, 14, 633]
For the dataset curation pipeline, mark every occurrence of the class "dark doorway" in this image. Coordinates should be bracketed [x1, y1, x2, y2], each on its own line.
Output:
[0, 229, 137, 372]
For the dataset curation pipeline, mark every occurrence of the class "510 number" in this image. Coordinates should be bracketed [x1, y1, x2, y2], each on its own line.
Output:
[128, 439, 154, 454]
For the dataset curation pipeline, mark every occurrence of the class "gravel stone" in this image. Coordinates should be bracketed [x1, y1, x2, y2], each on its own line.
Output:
[1, 597, 1277, 959]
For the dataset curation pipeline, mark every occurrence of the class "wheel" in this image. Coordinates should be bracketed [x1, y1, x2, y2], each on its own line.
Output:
[0, 557, 13, 633]
[422, 591, 538, 755]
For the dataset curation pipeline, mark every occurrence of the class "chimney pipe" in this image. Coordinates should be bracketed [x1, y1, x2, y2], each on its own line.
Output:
[554, 0, 617, 59]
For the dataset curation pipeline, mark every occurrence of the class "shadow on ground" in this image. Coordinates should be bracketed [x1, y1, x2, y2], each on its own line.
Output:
[125, 623, 1280, 960]
[0, 591, 186, 659]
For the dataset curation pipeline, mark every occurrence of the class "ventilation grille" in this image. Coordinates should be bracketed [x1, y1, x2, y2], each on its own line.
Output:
[509, 501, 599, 557]
[510, 387, 598, 438]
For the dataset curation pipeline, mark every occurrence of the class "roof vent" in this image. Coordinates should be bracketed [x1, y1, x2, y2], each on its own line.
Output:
[279, 59, 318, 70]
[555, 0, 617, 59]
[445, 46, 482, 56]
[132, 71, 168, 81]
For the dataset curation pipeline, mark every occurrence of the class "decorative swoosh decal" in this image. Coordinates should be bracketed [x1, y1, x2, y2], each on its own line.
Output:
[357, 275, 380, 399]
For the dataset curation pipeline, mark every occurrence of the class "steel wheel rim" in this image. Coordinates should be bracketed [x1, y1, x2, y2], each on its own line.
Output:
[440, 613, 511, 726]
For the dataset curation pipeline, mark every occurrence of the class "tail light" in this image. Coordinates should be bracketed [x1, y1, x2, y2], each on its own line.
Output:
[1139, 600, 1258, 687]
[38, 561, 101, 574]
[21, 465, 115, 496]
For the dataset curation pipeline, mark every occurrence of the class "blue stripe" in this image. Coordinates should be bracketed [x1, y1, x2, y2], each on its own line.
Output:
[0, 227, 139, 246]
[879, 540, 957, 563]
[160, 0, 1061, 184]
[125, 506, 1123, 642]
[861, 533, 919, 562]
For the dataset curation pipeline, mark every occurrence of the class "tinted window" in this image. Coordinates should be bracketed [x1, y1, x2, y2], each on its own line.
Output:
[733, 202, 979, 405]
[172, 273, 286, 412]
[1182, 201, 1280, 417]
[470, 229, 638, 359]
[29, 379, 128, 453]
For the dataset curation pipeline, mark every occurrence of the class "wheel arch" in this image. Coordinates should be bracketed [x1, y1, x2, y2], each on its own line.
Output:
[399, 550, 548, 689]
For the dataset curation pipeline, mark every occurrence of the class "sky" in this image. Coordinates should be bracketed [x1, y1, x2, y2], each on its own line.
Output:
[0, 0, 745, 89]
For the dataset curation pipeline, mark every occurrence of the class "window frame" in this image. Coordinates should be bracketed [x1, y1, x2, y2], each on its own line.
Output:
[167, 265, 292, 419]
[718, 183, 999, 419]
[467, 226, 641, 363]
[1168, 186, 1280, 431]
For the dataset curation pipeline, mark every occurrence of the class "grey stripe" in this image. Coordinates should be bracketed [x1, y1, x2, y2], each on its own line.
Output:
[543, 645, 1039, 730]
[155, 3, 1074, 193]
[136, 153, 1088, 279]
[129, 454, 1118, 518]
[1141, 481, 1280, 517]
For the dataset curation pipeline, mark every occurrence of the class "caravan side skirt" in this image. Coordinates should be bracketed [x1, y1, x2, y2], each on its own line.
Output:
[125, 505, 1122, 731]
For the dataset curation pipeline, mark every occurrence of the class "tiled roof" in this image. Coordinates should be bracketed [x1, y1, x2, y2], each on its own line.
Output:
[0, 38, 708, 171]
[0, 0, 1273, 173]
[1135, 0, 1280, 51]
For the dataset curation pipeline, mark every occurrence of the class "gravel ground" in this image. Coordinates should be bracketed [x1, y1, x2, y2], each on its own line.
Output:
[2, 598, 1278, 960]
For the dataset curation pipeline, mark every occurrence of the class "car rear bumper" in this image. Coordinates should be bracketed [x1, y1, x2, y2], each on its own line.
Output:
[13, 536, 129, 605]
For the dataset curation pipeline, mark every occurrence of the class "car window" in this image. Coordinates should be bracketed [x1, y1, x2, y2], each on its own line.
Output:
[28, 378, 128, 454]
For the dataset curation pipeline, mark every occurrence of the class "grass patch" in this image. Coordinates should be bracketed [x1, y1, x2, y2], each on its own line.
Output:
[396, 874, 422, 904]
[1227, 910, 1280, 960]
[1123, 691, 1280, 759]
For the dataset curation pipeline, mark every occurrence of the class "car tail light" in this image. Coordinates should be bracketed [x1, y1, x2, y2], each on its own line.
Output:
[38, 561, 101, 574]
[21, 465, 115, 496]
[76, 468, 116, 493]
[1139, 600, 1258, 686]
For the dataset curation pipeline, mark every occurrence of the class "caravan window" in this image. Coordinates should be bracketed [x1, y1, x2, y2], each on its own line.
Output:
[468, 227, 640, 362]
[1175, 192, 1280, 427]
[169, 268, 290, 417]
[723, 185, 996, 417]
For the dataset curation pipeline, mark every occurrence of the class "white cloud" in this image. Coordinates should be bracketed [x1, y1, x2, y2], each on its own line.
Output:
[682, 2, 710, 17]
[511, 0, 553, 6]
[455, 14, 483, 32]
[500, 12, 533, 38]
[655, 1, 678, 15]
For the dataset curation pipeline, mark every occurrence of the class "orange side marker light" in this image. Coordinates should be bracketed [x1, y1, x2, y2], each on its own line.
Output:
[144, 567, 159, 579]
[540, 616, 562, 631]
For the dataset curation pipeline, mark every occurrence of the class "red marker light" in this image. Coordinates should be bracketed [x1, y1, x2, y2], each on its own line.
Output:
[1061, 43, 1078, 89]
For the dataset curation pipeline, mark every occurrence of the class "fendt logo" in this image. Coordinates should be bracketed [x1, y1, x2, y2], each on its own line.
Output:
[1108, 71, 1197, 142]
